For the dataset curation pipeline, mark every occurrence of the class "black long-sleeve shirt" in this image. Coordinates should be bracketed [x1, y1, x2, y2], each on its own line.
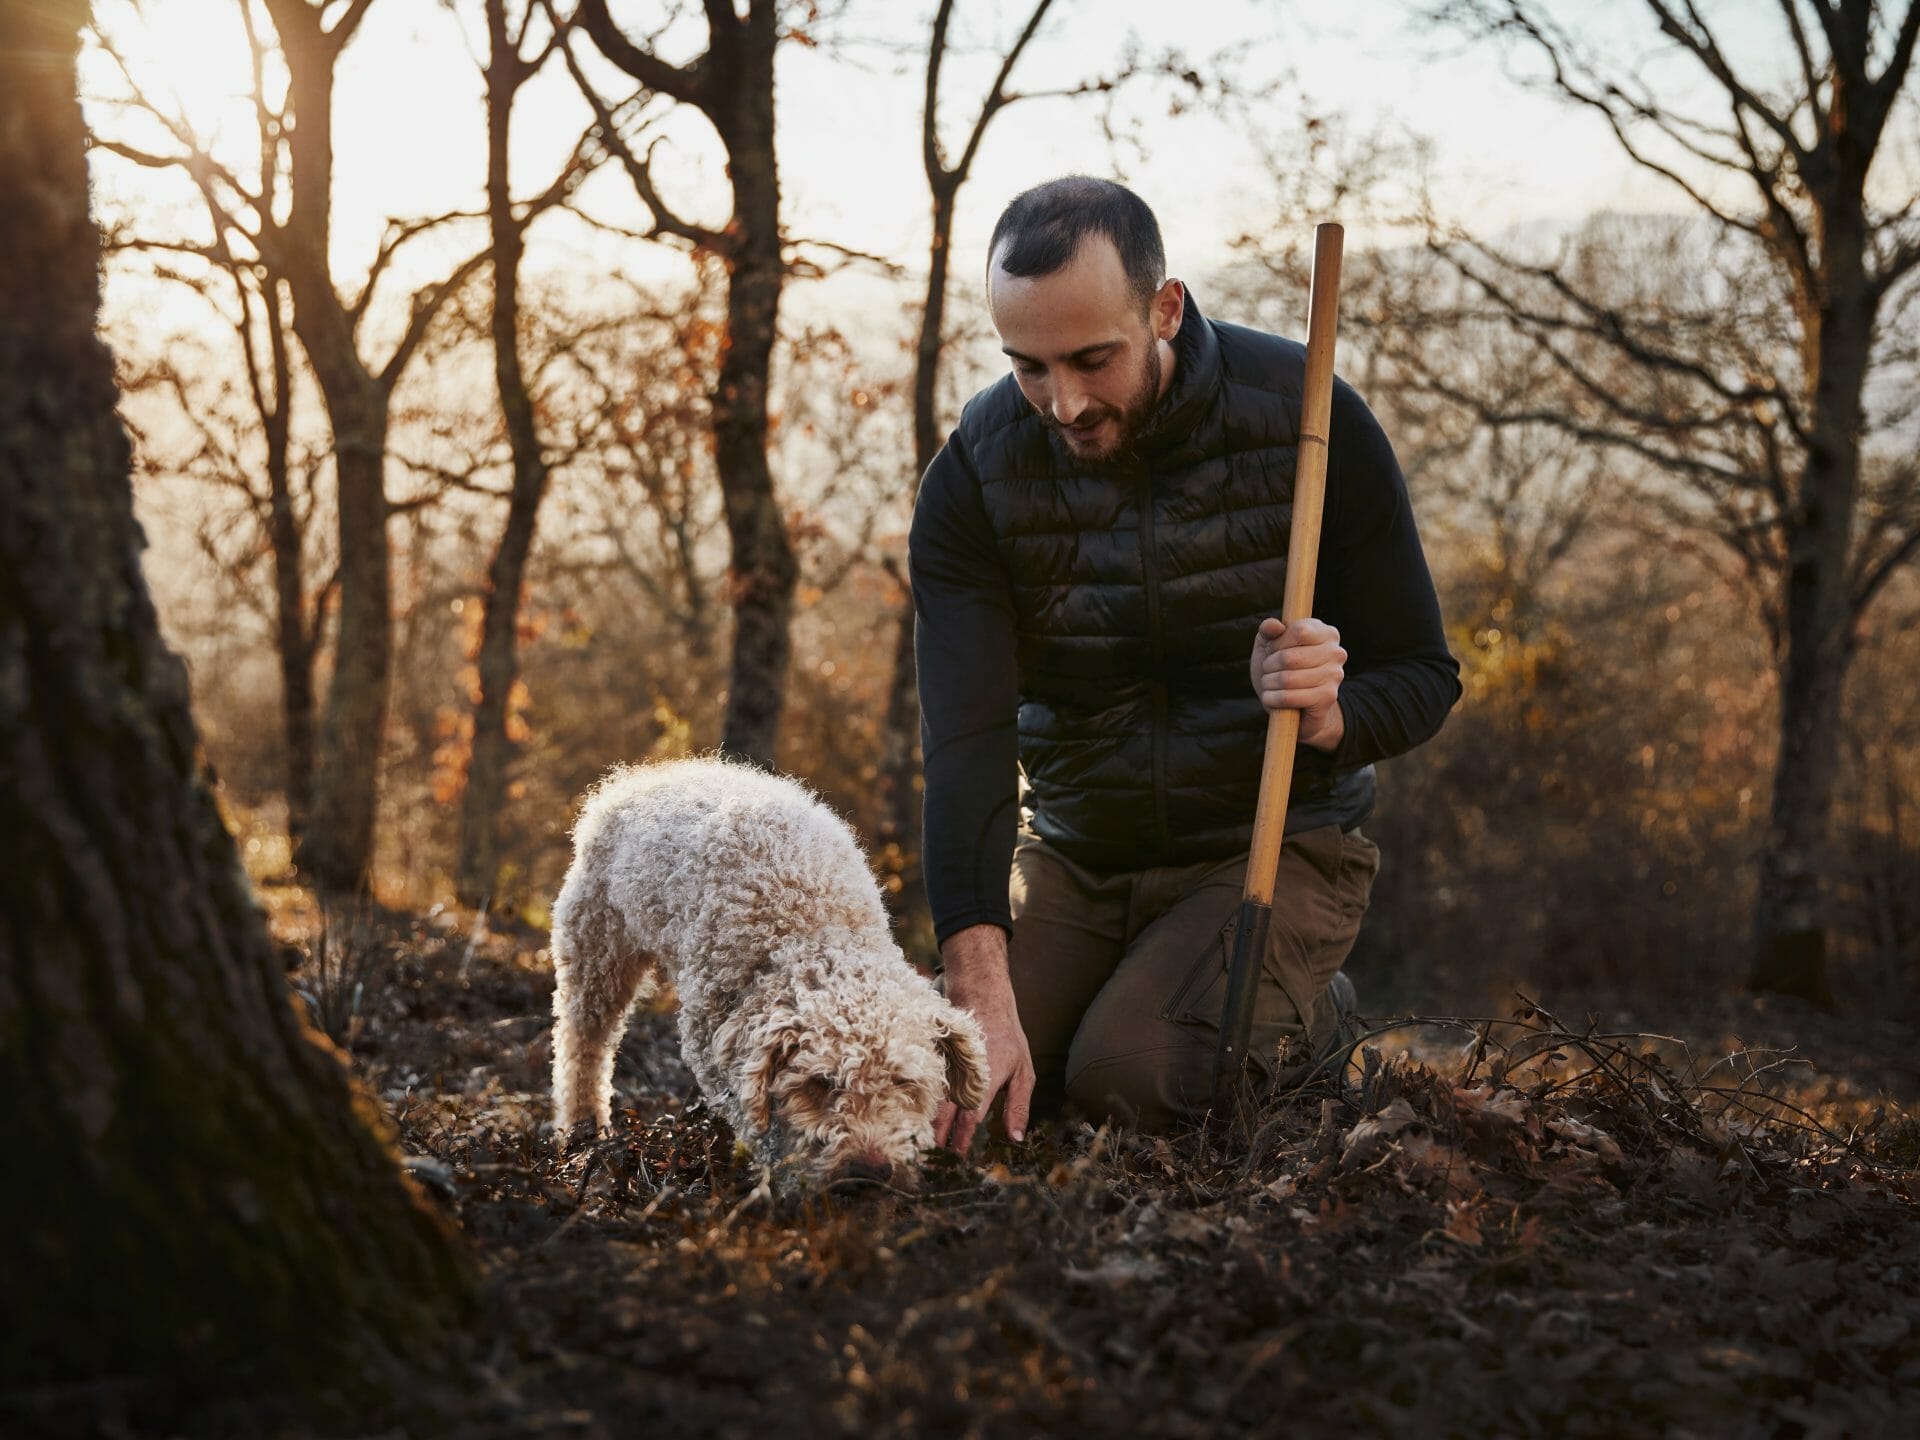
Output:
[912, 339, 1460, 945]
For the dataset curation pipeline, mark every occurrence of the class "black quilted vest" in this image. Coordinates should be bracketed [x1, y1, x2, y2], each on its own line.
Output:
[954, 292, 1374, 871]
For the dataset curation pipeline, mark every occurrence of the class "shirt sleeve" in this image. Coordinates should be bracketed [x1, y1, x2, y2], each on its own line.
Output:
[908, 426, 1022, 945]
[1315, 379, 1463, 768]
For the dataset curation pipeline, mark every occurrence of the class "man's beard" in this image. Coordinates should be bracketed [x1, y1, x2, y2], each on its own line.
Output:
[1040, 342, 1162, 471]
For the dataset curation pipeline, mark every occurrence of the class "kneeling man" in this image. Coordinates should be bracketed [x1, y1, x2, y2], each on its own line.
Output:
[913, 177, 1461, 1149]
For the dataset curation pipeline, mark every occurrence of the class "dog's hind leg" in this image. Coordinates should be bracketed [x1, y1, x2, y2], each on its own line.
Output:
[550, 922, 653, 1135]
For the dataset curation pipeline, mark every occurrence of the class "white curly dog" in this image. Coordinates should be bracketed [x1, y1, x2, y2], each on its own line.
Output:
[550, 758, 989, 1190]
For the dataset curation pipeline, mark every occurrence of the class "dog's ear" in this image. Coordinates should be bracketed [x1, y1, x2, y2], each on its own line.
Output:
[934, 1007, 990, 1112]
[737, 1015, 804, 1133]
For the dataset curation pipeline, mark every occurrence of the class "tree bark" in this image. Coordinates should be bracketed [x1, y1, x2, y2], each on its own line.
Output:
[456, 0, 554, 906]
[574, 0, 796, 769]
[0, 3, 472, 1415]
[265, 0, 399, 893]
[1750, 187, 1874, 1005]
[877, 182, 958, 911]
[260, 275, 320, 846]
[301, 405, 392, 891]
[708, 4, 796, 768]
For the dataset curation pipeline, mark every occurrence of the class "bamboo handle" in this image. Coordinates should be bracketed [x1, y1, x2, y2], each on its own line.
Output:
[1242, 222, 1344, 906]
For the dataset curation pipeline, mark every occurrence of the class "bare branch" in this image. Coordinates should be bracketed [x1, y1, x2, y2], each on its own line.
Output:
[555, 33, 730, 252]
[1403, 366, 1764, 493]
[1875, 1, 1920, 127]
[1852, 518, 1920, 615]
[573, 0, 710, 107]
[1642, 0, 1813, 169]
[378, 246, 493, 394]
[950, 0, 1057, 185]
[391, 451, 512, 500]
[347, 209, 485, 330]
[325, 0, 380, 53]
[782, 236, 907, 279]
[1445, 237, 1808, 443]
[1776, 0, 1829, 132]
[1872, 231, 1920, 299]
[922, 0, 957, 181]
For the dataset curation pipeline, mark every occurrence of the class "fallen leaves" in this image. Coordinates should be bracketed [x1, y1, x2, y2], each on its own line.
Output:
[285, 910, 1920, 1439]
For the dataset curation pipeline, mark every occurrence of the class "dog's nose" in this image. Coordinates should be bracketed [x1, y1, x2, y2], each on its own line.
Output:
[838, 1157, 894, 1186]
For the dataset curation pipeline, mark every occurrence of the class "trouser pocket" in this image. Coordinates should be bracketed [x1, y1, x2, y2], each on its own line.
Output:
[1158, 915, 1234, 1023]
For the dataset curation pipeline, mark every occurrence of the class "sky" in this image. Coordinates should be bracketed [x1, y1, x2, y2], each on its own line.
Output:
[79, 0, 1756, 338]
[78, 0, 1920, 468]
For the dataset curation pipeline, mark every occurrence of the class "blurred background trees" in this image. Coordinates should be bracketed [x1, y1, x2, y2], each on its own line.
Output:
[79, 0, 1920, 1017]
[1426, 0, 1920, 1005]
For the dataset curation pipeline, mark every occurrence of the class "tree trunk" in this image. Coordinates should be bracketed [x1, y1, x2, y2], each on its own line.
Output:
[711, 7, 796, 769]
[912, 188, 957, 477]
[266, 0, 395, 894]
[1749, 197, 1873, 1007]
[1753, 638, 1847, 1005]
[457, 0, 551, 908]
[261, 275, 318, 846]
[300, 410, 392, 892]
[879, 184, 960, 923]
[0, 5, 472, 1417]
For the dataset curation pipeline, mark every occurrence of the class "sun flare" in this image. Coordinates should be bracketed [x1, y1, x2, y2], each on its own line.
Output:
[87, 0, 267, 159]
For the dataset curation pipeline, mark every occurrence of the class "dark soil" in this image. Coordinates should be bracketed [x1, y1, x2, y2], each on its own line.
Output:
[31, 906, 1920, 1438]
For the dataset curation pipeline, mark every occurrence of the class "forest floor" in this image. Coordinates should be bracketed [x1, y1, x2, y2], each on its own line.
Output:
[280, 890, 1920, 1439]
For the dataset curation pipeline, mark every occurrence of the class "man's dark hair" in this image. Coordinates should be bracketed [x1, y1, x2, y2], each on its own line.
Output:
[987, 176, 1166, 311]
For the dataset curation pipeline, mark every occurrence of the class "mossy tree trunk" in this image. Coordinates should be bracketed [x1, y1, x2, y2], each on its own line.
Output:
[0, 1, 473, 1415]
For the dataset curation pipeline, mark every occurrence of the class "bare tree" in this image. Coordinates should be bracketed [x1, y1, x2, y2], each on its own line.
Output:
[89, 0, 594, 890]
[454, 0, 584, 907]
[1, 1, 471, 1409]
[110, 246, 333, 848]
[1425, 0, 1920, 1004]
[563, 0, 803, 767]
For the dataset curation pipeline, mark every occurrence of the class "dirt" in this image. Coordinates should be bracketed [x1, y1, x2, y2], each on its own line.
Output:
[309, 909, 1918, 1440]
[34, 904, 1920, 1438]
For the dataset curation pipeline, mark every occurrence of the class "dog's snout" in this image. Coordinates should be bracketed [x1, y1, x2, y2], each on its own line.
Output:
[839, 1157, 894, 1186]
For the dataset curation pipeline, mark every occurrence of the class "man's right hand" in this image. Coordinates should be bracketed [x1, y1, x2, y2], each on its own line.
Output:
[932, 923, 1035, 1152]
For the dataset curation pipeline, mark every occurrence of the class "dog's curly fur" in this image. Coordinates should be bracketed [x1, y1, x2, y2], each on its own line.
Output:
[550, 758, 989, 1188]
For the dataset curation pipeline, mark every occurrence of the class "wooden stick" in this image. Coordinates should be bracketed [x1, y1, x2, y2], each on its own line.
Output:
[1213, 221, 1345, 1105]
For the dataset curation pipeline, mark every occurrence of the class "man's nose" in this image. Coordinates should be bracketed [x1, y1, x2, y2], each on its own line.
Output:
[1050, 382, 1089, 426]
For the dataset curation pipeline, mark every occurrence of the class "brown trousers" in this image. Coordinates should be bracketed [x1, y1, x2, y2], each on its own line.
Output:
[1009, 822, 1380, 1131]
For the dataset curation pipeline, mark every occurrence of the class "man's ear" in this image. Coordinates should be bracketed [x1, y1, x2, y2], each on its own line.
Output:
[1152, 277, 1185, 343]
[935, 1006, 990, 1112]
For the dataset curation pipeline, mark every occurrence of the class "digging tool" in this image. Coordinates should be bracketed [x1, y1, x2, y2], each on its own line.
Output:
[1213, 221, 1345, 1109]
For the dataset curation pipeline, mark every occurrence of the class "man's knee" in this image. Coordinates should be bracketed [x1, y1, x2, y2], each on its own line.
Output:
[1064, 1042, 1211, 1132]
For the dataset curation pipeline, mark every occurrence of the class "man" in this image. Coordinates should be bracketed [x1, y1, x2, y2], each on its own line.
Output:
[913, 177, 1460, 1151]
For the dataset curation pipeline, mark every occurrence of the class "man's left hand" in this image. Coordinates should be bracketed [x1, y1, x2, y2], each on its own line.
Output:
[1250, 616, 1346, 752]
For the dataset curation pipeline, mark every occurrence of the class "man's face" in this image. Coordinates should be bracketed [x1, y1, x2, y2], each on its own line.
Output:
[988, 235, 1182, 466]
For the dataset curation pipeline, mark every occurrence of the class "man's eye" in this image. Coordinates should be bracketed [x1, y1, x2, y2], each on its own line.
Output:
[1074, 356, 1110, 372]
[1014, 362, 1044, 379]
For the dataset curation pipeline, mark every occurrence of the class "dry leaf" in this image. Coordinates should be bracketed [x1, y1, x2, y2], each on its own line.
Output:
[1547, 1116, 1624, 1164]
[1443, 1198, 1485, 1247]
[1341, 1097, 1420, 1167]
[1453, 1084, 1530, 1126]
